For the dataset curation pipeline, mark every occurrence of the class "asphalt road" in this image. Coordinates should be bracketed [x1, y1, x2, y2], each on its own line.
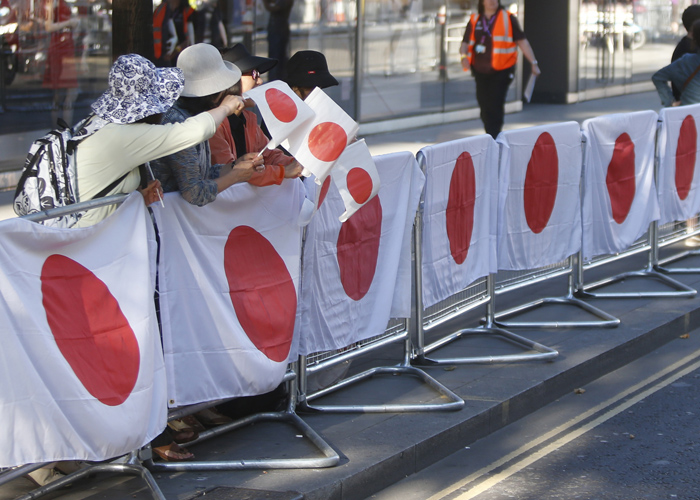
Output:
[368, 328, 700, 500]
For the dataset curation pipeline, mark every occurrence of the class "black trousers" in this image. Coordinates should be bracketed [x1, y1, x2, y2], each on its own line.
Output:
[473, 67, 515, 139]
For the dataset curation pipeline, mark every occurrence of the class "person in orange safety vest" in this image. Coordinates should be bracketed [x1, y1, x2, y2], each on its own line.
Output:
[153, 0, 194, 66]
[459, 0, 540, 138]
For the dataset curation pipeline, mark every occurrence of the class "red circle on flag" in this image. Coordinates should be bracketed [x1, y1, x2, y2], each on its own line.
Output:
[337, 195, 382, 301]
[524, 132, 558, 234]
[676, 115, 697, 201]
[41, 254, 140, 407]
[347, 167, 374, 204]
[308, 122, 347, 162]
[446, 152, 476, 265]
[606, 132, 636, 224]
[265, 88, 298, 123]
[318, 176, 332, 208]
[224, 226, 295, 363]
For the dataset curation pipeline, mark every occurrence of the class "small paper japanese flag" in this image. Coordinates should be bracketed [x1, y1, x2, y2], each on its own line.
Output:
[243, 81, 315, 149]
[284, 87, 359, 183]
[331, 139, 381, 222]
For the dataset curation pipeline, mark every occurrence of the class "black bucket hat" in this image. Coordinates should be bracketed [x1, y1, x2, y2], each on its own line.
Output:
[221, 43, 277, 75]
[285, 50, 339, 89]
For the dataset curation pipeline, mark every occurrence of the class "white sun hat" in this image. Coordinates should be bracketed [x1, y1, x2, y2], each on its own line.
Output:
[177, 43, 242, 98]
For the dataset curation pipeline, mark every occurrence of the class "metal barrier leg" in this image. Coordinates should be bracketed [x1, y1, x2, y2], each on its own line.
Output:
[493, 255, 621, 328]
[414, 273, 559, 365]
[145, 368, 340, 471]
[297, 335, 465, 413]
[408, 176, 560, 365]
[655, 222, 700, 274]
[3, 453, 167, 500]
[577, 223, 697, 299]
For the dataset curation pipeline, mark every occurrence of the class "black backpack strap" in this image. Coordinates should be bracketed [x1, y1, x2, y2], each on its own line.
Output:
[91, 172, 130, 200]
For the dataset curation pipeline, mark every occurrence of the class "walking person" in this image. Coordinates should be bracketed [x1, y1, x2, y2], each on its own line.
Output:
[458, 0, 540, 138]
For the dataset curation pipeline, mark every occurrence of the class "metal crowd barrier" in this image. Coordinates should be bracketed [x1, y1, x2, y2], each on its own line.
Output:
[411, 147, 559, 367]
[576, 120, 696, 299]
[296, 265, 465, 413]
[490, 126, 621, 329]
[2, 194, 168, 500]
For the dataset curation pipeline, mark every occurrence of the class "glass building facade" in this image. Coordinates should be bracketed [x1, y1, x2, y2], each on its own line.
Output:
[0, 0, 695, 171]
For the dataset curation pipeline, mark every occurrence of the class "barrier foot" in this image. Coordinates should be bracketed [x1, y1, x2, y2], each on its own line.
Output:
[656, 248, 700, 274]
[12, 460, 166, 500]
[577, 268, 696, 299]
[145, 409, 339, 471]
[492, 295, 620, 329]
[413, 325, 559, 365]
[297, 365, 465, 413]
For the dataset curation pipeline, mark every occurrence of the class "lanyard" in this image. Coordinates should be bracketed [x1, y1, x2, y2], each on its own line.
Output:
[479, 11, 498, 44]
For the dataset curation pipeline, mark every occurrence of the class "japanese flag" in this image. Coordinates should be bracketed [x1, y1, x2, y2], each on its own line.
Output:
[152, 180, 305, 407]
[284, 87, 359, 183]
[298, 152, 424, 354]
[657, 104, 700, 224]
[330, 139, 381, 222]
[418, 135, 499, 308]
[497, 122, 583, 271]
[0, 193, 166, 467]
[243, 80, 315, 149]
[582, 110, 659, 259]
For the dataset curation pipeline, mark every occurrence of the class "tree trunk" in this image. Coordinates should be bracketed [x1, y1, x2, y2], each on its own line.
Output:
[112, 0, 154, 62]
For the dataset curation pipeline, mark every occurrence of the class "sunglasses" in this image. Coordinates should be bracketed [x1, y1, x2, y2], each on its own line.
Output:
[245, 69, 260, 80]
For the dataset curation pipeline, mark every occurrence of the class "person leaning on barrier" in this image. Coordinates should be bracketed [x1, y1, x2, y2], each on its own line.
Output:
[74, 53, 246, 228]
[150, 43, 264, 206]
[209, 43, 302, 184]
[671, 5, 700, 101]
[458, 0, 540, 138]
[653, 19, 700, 107]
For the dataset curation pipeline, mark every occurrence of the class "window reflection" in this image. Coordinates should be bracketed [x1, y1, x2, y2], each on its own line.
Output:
[0, 0, 111, 134]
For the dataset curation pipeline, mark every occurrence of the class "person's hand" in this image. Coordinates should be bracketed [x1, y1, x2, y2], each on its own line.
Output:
[139, 180, 163, 206]
[672, 100, 682, 107]
[220, 95, 245, 116]
[531, 61, 542, 76]
[165, 35, 178, 56]
[243, 97, 256, 108]
[460, 55, 470, 72]
[230, 153, 265, 183]
[284, 160, 303, 179]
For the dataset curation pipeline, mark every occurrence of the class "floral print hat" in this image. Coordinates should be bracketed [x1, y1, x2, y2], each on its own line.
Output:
[91, 54, 184, 124]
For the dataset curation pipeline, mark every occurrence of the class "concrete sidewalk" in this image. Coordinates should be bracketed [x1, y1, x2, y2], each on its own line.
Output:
[2, 91, 686, 500]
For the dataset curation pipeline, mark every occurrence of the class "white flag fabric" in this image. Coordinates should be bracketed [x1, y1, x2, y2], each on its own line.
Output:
[284, 87, 359, 182]
[582, 110, 659, 259]
[152, 180, 304, 407]
[657, 104, 700, 224]
[243, 80, 315, 149]
[330, 139, 381, 222]
[418, 135, 498, 308]
[497, 122, 582, 270]
[299, 151, 424, 354]
[0, 193, 166, 467]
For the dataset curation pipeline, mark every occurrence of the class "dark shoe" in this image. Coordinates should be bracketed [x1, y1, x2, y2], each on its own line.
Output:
[167, 418, 199, 443]
[195, 407, 233, 427]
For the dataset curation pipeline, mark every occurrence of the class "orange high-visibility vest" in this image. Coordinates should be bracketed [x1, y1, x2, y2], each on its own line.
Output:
[153, 3, 167, 59]
[466, 9, 517, 71]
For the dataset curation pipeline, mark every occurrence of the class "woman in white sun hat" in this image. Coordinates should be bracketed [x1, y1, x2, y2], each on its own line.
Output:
[151, 43, 264, 206]
[73, 53, 246, 228]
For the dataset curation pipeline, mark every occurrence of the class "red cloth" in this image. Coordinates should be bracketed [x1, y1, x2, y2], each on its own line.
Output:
[210, 109, 293, 187]
[43, 0, 78, 89]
